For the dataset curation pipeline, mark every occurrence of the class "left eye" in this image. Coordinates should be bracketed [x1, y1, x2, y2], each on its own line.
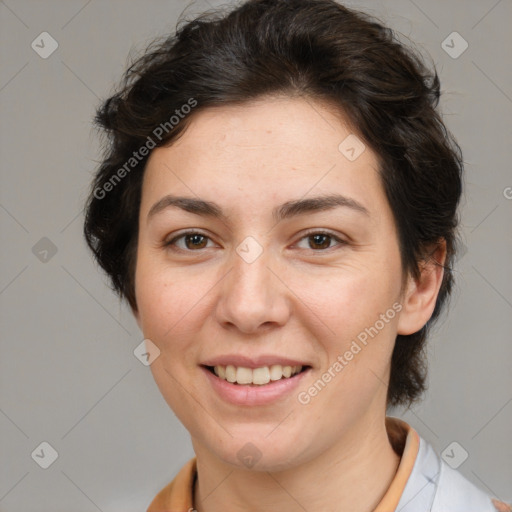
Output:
[295, 232, 346, 251]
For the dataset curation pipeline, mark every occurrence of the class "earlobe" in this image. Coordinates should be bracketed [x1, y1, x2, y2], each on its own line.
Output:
[397, 240, 447, 336]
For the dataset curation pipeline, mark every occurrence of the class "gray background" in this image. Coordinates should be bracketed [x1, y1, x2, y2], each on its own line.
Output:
[1, 0, 511, 510]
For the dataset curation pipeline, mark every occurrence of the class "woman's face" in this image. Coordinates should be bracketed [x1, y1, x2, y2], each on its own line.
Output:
[134, 96, 407, 470]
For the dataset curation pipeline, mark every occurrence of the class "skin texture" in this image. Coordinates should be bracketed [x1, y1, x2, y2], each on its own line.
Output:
[133, 96, 446, 512]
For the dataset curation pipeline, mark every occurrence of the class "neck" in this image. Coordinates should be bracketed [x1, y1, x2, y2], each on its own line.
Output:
[192, 413, 401, 512]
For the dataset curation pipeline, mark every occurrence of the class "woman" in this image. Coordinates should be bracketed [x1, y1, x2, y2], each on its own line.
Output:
[83, 0, 511, 510]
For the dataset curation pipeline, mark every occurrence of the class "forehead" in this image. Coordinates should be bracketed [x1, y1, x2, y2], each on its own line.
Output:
[141, 96, 386, 219]
[157, 96, 368, 160]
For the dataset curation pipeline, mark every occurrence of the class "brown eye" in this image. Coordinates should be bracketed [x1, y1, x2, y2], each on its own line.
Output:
[296, 231, 347, 251]
[184, 233, 208, 249]
[164, 231, 213, 251]
[308, 233, 331, 250]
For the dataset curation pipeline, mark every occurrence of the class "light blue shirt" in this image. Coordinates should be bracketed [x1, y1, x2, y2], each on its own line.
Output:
[396, 434, 508, 511]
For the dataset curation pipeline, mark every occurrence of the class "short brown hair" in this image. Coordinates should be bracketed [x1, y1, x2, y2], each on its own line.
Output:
[83, 0, 463, 408]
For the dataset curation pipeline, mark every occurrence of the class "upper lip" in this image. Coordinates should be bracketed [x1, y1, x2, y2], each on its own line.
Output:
[201, 355, 311, 369]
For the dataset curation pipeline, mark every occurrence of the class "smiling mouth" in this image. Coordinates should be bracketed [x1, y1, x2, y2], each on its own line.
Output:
[203, 364, 311, 386]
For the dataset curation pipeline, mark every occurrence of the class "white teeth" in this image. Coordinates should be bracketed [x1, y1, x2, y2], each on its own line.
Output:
[211, 364, 303, 385]
[225, 365, 236, 383]
[269, 364, 283, 381]
[236, 367, 253, 385]
[253, 367, 270, 385]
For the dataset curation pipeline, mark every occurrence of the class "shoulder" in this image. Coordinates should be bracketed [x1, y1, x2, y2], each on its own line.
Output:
[147, 458, 197, 512]
[396, 432, 510, 512]
[433, 458, 509, 511]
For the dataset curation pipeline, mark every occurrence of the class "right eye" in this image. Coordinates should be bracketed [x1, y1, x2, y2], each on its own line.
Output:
[163, 231, 216, 252]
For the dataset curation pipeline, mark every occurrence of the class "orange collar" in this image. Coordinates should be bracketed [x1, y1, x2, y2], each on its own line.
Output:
[147, 416, 420, 512]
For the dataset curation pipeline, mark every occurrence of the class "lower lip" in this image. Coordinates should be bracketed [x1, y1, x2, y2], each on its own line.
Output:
[200, 366, 311, 406]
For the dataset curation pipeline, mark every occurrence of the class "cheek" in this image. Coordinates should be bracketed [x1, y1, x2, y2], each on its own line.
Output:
[134, 254, 200, 348]
[292, 261, 400, 402]
[136, 261, 205, 422]
[296, 264, 399, 339]
[299, 284, 397, 425]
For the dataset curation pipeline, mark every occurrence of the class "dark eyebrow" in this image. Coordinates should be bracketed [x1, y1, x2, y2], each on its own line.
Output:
[147, 193, 370, 224]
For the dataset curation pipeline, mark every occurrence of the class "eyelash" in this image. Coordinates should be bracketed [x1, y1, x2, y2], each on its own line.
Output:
[163, 230, 347, 253]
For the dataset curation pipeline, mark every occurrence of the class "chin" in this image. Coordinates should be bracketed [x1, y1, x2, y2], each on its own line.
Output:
[207, 432, 310, 473]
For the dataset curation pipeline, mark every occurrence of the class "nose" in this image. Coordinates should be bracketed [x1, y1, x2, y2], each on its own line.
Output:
[215, 242, 291, 334]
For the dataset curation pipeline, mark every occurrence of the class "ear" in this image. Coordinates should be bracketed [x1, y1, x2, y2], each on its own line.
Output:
[397, 239, 447, 336]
